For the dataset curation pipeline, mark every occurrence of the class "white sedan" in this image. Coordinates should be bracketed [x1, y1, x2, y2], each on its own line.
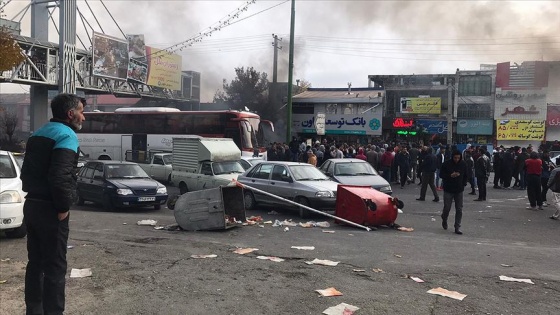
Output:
[0, 150, 26, 238]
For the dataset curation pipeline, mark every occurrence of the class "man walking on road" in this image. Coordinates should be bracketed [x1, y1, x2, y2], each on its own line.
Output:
[20, 94, 85, 315]
[440, 150, 468, 235]
[416, 147, 439, 202]
[474, 148, 491, 201]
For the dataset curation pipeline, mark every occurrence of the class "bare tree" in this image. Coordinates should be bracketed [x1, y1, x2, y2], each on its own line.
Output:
[0, 109, 19, 143]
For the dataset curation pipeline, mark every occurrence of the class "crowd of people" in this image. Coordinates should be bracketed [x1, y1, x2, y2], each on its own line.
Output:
[264, 137, 560, 231]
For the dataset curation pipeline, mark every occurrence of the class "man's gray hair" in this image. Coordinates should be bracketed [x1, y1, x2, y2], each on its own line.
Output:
[51, 93, 86, 120]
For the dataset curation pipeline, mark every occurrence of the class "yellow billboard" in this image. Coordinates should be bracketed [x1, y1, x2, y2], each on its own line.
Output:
[400, 97, 441, 114]
[146, 47, 182, 91]
[496, 120, 545, 140]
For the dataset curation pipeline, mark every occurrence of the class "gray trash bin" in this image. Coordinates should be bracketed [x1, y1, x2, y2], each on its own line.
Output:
[174, 186, 246, 231]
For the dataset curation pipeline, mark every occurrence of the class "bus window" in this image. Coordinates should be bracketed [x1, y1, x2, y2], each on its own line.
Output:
[239, 120, 255, 149]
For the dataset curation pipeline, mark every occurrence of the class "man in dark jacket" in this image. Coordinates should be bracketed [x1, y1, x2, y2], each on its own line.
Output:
[440, 150, 468, 235]
[20, 94, 85, 315]
[416, 147, 439, 202]
[474, 148, 491, 201]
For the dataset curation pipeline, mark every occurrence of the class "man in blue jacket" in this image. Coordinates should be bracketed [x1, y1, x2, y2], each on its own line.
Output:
[21, 94, 86, 315]
[440, 150, 468, 235]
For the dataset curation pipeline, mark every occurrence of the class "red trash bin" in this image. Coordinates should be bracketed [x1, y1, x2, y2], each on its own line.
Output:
[335, 185, 402, 227]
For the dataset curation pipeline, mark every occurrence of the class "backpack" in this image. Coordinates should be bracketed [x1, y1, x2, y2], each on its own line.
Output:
[551, 171, 560, 193]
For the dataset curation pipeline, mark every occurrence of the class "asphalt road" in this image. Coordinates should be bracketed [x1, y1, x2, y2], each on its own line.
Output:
[1, 179, 559, 314]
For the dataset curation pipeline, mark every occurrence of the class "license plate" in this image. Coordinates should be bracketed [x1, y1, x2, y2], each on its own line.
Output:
[138, 197, 156, 202]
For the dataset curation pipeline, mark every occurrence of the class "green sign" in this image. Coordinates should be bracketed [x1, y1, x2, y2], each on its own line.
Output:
[396, 130, 417, 135]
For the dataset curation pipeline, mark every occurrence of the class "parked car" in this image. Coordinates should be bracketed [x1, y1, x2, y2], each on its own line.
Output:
[318, 158, 393, 195]
[76, 160, 168, 210]
[239, 156, 264, 170]
[0, 150, 27, 238]
[238, 161, 339, 217]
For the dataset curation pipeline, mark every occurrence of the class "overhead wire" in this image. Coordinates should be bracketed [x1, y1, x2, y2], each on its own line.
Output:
[83, 0, 104, 34]
[99, 0, 126, 39]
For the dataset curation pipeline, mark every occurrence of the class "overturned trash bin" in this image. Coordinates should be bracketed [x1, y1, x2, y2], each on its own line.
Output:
[174, 186, 246, 231]
[335, 185, 403, 227]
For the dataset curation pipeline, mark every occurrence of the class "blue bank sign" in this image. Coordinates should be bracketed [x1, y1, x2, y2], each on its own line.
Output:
[457, 119, 493, 135]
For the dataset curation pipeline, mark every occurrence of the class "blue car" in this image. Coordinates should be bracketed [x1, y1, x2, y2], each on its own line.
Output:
[76, 161, 168, 210]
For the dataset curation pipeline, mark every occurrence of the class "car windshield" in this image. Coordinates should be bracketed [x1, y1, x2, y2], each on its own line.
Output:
[213, 161, 245, 175]
[334, 162, 378, 176]
[289, 165, 330, 181]
[105, 164, 150, 179]
[163, 154, 172, 164]
[0, 155, 17, 178]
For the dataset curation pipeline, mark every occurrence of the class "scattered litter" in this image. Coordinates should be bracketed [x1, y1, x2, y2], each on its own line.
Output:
[372, 268, 384, 273]
[348, 234, 354, 236]
[67, 245, 74, 249]
[258, 225, 265, 228]
[267, 210, 279, 215]
[0, 280, 7, 284]
[487, 206, 492, 208]
[272, 220, 283, 227]
[284, 227, 290, 232]
[394, 254, 402, 258]
[398, 209, 403, 214]
[137, 219, 157, 226]
[315, 221, 330, 228]
[500, 264, 513, 268]
[283, 220, 297, 227]
[299, 221, 329, 228]
[154, 226, 165, 230]
[322, 303, 359, 315]
[81, 244, 93, 247]
[122, 223, 127, 225]
[291, 246, 315, 250]
[153, 224, 181, 231]
[427, 287, 467, 301]
[299, 222, 314, 228]
[191, 254, 217, 259]
[256, 256, 284, 262]
[316, 287, 343, 297]
[263, 221, 273, 224]
[397, 226, 414, 232]
[431, 217, 436, 222]
[70, 268, 92, 278]
[246, 216, 263, 224]
[233, 248, 258, 255]
[305, 258, 339, 266]
[499, 275, 534, 284]
[353, 269, 366, 272]
[322, 230, 336, 233]
[410, 276, 425, 283]
[1, 258, 11, 262]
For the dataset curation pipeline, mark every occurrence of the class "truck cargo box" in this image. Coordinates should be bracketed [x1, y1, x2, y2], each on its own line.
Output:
[172, 137, 241, 172]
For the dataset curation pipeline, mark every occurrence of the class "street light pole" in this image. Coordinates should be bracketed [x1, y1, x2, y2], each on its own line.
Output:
[286, 0, 295, 143]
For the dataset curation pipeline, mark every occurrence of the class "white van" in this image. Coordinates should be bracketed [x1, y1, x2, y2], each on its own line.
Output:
[0, 150, 26, 238]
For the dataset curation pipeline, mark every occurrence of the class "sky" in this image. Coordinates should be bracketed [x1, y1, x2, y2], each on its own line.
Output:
[1, 0, 560, 102]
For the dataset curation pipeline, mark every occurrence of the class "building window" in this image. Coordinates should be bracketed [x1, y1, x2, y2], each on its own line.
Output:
[293, 104, 314, 114]
[457, 104, 492, 118]
[459, 75, 492, 96]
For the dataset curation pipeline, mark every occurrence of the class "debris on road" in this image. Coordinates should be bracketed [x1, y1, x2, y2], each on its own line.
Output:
[394, 254, 402, 258]
[137, 219, 157, 226]
[322, 230, 336, 233]
[256, 256, 284, 262]
[263, 221, 273, 224]
[191, 254, 217, 259]
[499, 275, 534, 284]
[352, 269, 366, 272]
[315, 221, 330, 228]
[398, 209, 404, 214]
[1, 258, 11, 262]
[500, 264, 513, 268]
[397, 226, 414, 232]
[322, 303, 359, 315]
[0, 280, 7, 284]
[316, 287, 343, 297]
[246, 216, 263, 224]
[427, 287, 467, 301]
[431, 217, 436, 222]
[284, 227, 290, 232]
[67, 245, 74, 249]
[291, 246, 315, 250]
[410, 276, 425, 283]
[305, 258, 339, 266]
[122, 223, 127, 225]
[298, 221, 330, 228]
[153, 224, 181, 231]
[70, 268, 92, 278]
[233, 248, 258, 255]
[372, 268, 384, 273]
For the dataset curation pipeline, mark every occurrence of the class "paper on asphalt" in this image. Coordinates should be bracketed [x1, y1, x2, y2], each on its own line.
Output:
[499, 275, 534, 284]
[191, 254, 217, 259]
[256, 256, 285, 262]
[427, 287, 467, 301]
[316, 287, 343, 297]
[410, 276, 425, 283]
[322, 230, 336, 233]
[136, 219, 157, 226]
[291, 246, 315, 250]
[322, 303, 360, 315]
[70, 268, 92, 278]
[233, 248, 259, 255]
[305, 258, 339, 266]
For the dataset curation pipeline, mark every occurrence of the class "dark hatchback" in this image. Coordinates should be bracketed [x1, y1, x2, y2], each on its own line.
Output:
[76, 161, 168, 210]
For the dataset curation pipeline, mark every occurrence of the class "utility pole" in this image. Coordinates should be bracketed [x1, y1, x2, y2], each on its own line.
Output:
[58, 0, 77, 94]
[271, 34, 282, 84]
[447, 80, 454, 145]
[286, 0, 295, 143]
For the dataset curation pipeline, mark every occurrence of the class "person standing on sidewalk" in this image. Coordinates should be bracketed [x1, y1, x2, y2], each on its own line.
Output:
[409, 144, 420, 184]
[525, 151, 543, 210]
[20, 94, 86, 315]
[440, 150, 468, 235]
[416, 147, 439, 202]
[547, 166, 560, 220]
[540, 151, 555, 207]
[380, 147, 394, 183]
[395, 146, 411, 189]
[474, 148, 491, 201]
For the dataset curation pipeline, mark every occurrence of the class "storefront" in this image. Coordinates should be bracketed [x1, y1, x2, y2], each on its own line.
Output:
[456, 119, 493, 144]
[546, 105, 560, 143]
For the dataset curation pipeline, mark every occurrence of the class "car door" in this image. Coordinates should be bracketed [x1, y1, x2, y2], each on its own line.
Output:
[77, 163, 96, 201]
[196, 162, 213, 190]
[91, 163, 106, 202]
[150, 155, 165, 181]
[319, 160, 332, 176]
[270, 165, 295, 201]
[245, 163, 273, 203]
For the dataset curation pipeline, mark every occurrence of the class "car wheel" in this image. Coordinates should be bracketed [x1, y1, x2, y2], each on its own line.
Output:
[179, 182, 188, 195]
[154, 204, 161, 210]
[6, 221, 27, 238]
[244, 190, 257, 210]
[102, 194, 113, 211]
[295, 196, 311, 219]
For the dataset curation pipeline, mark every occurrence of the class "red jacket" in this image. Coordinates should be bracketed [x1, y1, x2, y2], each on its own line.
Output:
[525, 158, 542, 175]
